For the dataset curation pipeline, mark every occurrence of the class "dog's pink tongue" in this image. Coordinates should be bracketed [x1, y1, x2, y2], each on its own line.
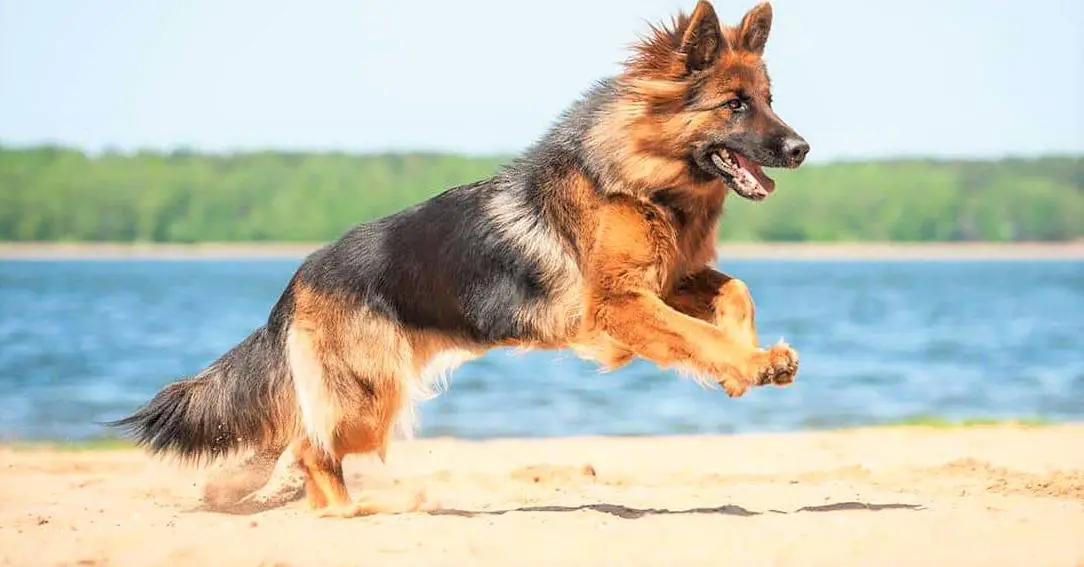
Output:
[735, 154, 776, 193]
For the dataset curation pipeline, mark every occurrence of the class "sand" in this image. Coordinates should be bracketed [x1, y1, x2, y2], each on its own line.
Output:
[2, 424, 1083, 567]
[2, 241, 1084, 261]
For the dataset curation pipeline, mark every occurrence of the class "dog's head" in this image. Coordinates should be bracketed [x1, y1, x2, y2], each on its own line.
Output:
[604, 1, 808, 201]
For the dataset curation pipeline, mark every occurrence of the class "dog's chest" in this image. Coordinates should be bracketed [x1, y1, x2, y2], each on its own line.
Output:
[658, 202, 722, 292]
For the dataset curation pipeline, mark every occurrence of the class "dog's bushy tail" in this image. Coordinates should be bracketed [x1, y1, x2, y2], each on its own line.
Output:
[109, 326, 299, 465]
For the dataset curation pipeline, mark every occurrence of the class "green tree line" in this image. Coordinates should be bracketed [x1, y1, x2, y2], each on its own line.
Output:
[1, 146, 1081, 242]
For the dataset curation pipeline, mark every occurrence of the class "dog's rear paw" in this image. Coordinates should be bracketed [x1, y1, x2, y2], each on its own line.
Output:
[756, 343, 799, 386]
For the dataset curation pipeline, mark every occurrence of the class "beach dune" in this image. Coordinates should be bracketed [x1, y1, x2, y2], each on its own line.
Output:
[2, 423, 1083, 566]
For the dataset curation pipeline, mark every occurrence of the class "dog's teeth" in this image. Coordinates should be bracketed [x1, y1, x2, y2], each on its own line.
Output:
[711, 151, 734, 172]
[712, 151, 741, 175]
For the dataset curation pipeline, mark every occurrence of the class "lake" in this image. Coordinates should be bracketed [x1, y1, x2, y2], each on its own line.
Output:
[1, 257, 1081, 441]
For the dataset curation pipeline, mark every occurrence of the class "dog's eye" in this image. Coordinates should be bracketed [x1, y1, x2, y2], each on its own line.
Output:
[725, 99, 745, 112]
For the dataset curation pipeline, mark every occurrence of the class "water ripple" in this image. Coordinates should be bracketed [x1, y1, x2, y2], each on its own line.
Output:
[0, 258, 1081, 441]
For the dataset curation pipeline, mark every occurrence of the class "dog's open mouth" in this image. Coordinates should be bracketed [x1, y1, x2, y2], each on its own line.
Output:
[710, 149, 776, 201]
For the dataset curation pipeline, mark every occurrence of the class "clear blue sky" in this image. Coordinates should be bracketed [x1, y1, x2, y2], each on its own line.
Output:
[1, 0, 1081, 162]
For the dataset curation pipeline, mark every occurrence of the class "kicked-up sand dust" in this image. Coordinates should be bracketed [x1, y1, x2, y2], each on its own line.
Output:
[2, 424, 1083, 566]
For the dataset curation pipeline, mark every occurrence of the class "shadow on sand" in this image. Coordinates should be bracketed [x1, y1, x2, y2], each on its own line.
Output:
[189, 499, 924, 518]
[430, 501, 924, 519]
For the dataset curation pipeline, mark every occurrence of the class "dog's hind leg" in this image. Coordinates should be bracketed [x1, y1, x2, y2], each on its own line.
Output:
[300, 361, 432, 518]
[287, 289, 434, 518]
[294, 437, 348, 509]
[289, 388, 431, 518]
[667, 267, 797, 386]
[297, 428, 430, 519]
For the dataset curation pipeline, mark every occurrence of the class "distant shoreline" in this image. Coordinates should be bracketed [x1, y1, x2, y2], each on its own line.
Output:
[2, 241, 1083, 261]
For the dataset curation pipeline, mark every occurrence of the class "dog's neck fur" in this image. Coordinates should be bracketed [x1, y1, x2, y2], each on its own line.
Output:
[506, 76, 728, 202]
[491, 76, 726, 277]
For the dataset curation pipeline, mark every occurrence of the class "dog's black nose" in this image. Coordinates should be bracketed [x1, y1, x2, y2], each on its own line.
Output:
[782, 136, 810, 167]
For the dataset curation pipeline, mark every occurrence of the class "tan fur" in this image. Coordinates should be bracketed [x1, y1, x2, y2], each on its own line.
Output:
[284, 283, 412, 511]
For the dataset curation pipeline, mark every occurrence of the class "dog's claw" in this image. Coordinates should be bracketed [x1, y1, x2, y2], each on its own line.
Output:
[756, 343, 799, 386]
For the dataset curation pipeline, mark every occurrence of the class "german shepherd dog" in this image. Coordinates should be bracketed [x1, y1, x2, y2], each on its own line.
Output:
[112, 0, 810, 517]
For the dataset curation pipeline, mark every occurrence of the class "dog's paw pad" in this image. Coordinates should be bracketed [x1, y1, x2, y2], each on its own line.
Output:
[757, 345, 799, 386]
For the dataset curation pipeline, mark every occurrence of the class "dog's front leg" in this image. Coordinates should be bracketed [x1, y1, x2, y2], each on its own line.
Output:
[666, 267, 797, 387]
[592, 287, 794, 397]
[586, 200, 796, 397]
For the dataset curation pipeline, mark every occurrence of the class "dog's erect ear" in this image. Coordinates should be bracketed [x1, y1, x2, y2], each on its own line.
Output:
[737, 2, 773, 54]
[680, 1, 727, 73]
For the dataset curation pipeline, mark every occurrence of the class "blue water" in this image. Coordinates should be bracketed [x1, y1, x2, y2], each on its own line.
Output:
[1, 258, 1082, 441]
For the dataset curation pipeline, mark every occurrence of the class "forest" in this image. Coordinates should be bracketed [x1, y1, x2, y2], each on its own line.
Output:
[1, 146, 1081, 242]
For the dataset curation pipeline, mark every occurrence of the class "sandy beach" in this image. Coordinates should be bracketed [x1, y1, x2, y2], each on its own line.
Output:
[2, 424, 1082, 567]
[2, 241, 1084, 261]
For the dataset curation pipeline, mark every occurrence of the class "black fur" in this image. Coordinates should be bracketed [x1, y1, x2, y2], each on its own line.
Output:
[107, 319, 294, 464]
[296, 182, 548, 343]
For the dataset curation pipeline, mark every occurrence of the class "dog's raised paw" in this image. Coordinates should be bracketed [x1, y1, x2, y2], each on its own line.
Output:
[756, 343, 799, 386]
